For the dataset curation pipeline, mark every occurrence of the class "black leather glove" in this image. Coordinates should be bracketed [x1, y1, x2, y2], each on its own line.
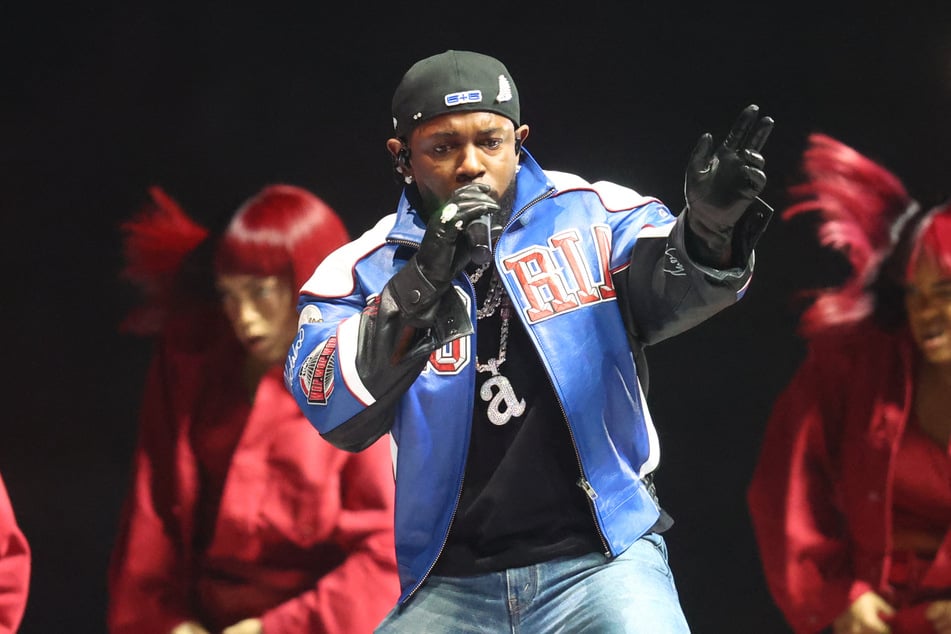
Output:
[388, 183, 500, 324]
[684, 104, 774, 267]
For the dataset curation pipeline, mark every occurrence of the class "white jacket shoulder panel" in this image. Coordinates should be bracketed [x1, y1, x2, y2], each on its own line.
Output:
[300, 214, 397, 298]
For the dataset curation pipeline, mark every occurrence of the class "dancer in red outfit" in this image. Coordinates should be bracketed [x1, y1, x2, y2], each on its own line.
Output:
[748, 134, 951, 634]
[108, 185, 400, 634]
[0, 473, 30, 634]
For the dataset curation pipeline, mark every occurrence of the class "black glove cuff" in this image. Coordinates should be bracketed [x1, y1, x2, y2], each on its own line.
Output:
[430, 288, 474, 346]
[730, 197, 773, 264]
[684, 204, 735, 267]
[388, 257, 446, 324]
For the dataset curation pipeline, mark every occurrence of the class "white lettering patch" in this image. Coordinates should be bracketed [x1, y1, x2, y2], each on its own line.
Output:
[445, 90, 483, 107]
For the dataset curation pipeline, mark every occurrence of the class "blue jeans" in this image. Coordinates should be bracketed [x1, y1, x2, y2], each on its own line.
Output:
[374, 533, 691, 633]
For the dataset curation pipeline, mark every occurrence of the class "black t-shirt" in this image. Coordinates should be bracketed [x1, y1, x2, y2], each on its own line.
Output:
[433, 267, 603, 575]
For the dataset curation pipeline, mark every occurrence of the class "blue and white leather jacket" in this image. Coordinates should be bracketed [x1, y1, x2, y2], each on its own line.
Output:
[285, 150, 763, 603]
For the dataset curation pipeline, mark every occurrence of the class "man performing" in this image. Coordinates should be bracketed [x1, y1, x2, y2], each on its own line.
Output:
[285, 49, 774, 632]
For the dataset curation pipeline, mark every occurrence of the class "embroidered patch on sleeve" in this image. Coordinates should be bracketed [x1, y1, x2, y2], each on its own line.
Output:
[299, 304, 323, 325]
[299, 336, 337, 405]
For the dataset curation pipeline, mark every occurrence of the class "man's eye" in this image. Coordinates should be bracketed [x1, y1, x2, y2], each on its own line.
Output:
[432, 144, 451, 155]
[484, 139, 503, 150]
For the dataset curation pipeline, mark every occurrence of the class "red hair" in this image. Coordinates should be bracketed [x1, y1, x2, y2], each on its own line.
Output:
[119, 187, 209, 336]
[907, 201, 951, 280]
[214, 184, 350, 292]
[120, 184, 349, 339]
[783, 134, 914, 336]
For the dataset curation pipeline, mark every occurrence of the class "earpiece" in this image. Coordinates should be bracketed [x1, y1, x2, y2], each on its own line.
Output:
[514, 139, 522, 155]
[394, 145, 413, 184]
[396, 145, 411, 170]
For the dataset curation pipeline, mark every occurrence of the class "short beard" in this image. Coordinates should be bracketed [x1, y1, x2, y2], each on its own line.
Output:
[411, 176, 518, 225]
[494, 178, 517, 227]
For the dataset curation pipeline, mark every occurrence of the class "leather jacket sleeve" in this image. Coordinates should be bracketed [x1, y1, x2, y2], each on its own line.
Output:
[615, 206, 767, 347]
[322, 281, 472, 452]
[612, 206, 768, 394]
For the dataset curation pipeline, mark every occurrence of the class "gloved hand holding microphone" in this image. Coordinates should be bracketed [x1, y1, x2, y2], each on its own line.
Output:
[387, 183, 500, 325]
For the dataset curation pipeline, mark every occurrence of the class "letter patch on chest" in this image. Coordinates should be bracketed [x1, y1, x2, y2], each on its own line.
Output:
[299, 336, 337, 405]
[502, 225, 616, 324]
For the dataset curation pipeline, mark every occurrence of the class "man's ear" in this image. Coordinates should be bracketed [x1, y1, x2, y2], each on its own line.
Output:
[386, 138, 410, 171]
[515, 124, 530, 154]
[386, 138, 414, 185]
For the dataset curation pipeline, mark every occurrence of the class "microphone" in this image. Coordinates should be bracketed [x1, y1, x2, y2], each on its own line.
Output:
[465, 214, 502, 265]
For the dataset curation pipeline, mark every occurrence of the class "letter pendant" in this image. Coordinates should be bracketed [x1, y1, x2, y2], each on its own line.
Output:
[480, 373, 526, 426]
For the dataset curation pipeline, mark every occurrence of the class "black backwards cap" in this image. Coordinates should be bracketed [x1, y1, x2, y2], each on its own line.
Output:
[391, 50, 520, 138]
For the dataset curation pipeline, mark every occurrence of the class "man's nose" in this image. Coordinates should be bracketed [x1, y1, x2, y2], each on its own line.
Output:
[457, 145, 485, 179]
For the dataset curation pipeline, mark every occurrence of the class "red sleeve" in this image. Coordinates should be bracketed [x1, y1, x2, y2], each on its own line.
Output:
[260, 436, 400, 634]
[106, 346, 196, 634]
[746, 339, 864, 634]
[0, 474, 30, 634]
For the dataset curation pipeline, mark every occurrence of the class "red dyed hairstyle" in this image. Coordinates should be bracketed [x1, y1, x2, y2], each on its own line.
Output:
[214, 184, 349, 292]
[905, 202, 951, 280]
[786, 133, 951, 336]
[120, 184, 349, 337]
[119, 187, 209, 336]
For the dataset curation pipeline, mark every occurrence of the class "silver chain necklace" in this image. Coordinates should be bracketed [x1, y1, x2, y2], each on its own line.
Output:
[467, 261, 491, 283]
[477, 274, 505, 319]
[468, 263, 505, 319]
[475, 295, 526, 425]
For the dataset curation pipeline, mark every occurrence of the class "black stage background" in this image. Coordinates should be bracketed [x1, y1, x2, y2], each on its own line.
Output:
[4, 4, 951, 632]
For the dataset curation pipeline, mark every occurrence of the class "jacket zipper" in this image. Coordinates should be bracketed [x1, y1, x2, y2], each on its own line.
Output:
[401, 188, 558, 603]
[399, 257, 478, 604]
[549, 376, 612, 557]
[501, 188, 613, 557]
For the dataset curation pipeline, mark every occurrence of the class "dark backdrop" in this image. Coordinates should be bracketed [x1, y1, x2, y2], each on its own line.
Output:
[4, 3, 951, 633]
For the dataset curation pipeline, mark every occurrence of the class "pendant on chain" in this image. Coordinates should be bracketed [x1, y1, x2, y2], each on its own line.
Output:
[474, 283, 525, 425]
[479, 360, 526, 426]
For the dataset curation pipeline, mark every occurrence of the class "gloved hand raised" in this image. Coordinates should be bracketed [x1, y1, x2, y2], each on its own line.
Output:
[387, 183, 500, 324]
[684, 104, 774, 267]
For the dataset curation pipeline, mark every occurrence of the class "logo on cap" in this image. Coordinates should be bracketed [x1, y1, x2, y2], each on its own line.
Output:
[496, 75, 513, 103]
[445, 90, 483, 107]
